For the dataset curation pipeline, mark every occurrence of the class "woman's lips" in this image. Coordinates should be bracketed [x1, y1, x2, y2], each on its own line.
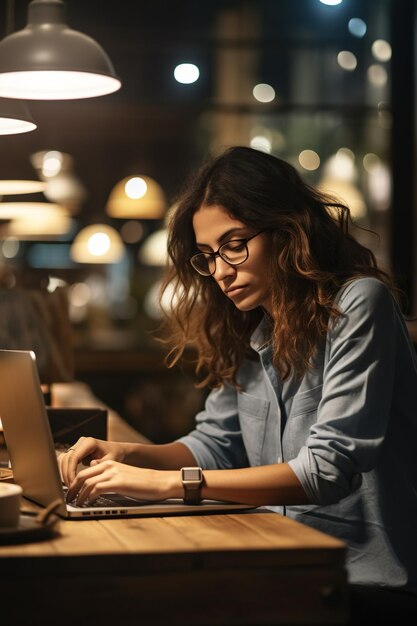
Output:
[225, 285, 247, 297]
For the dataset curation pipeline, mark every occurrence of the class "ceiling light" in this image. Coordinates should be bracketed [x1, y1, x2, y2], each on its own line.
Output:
[0, 180, 46, 194]
[138, 229, 168, 266]
[44, 173, 87, 213]
[1, 212, 73, 239]
[30, 149, 71, 175]
[0, 0, 122, 100]
[70, 224, 125, 263]
[174, 63, 200, 84]
[0, 97, 37, 134]
[0, 201, 67, 219]
[29, 150, 86, 213]
[252, 83, 276, 103]
[106, 175, 167, 219]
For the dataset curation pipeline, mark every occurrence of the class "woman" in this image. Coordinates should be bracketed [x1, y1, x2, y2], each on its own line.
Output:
[60, 146, 417, 621]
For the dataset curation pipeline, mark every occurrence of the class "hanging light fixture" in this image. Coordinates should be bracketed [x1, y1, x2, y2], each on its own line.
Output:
[0, 201, 67, 219]
[106, 175, 167, 219]
[30, 149, 87, 213]
[138, 228, 168, 266]
[2, 211, 73, 239]
[0, 97, 37, 134]
[0, 0, 122, 100]
[0, 179, 46, 194]
[70, 223, 125, 263]
[0, 7, 37, 133]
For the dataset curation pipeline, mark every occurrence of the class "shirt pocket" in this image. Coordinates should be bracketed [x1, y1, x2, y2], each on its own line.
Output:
[290, 384, 323, 417]
[284, 385, 323, 460]
[237, 391, 269, 466]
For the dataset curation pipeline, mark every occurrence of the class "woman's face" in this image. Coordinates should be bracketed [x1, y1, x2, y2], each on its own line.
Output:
[192, 204, 273, 314]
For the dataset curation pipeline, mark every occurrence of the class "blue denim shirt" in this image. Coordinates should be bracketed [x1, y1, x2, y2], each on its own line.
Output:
[178, 278, 417, 591]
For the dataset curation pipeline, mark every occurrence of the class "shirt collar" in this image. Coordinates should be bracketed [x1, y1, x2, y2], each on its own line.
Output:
[250, 314, 273, 352]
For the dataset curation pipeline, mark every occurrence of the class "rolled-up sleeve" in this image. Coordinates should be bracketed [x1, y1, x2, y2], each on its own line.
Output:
[177, 383, 249, 469]
[289, 278, 397, 504]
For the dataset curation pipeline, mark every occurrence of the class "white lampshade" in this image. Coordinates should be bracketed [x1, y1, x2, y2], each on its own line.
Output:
[70, 223, 125, 263]
[0, 200, 70, 239]
[0, 180, 46, 195]
[0, 1, 121, 100]
[4, 212, 73, 239]
[0, 201, 67, 219]
[106, 175, 167, 219]
[0, 97, 37, 134]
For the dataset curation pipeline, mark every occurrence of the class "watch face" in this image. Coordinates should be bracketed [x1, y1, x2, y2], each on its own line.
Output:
[181, 467, 203, 504]
[182, 467, 202, 481]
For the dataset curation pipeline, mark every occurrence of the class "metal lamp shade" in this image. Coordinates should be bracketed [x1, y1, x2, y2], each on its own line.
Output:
[0, 0, 121, 100]
[0, 97, 37, 134]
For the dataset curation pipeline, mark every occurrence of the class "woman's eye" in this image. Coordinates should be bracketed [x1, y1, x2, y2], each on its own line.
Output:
[225, 241, 245, 252]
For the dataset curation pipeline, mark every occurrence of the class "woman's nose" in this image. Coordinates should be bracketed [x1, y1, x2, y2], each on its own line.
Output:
[213, 256, 235, 280]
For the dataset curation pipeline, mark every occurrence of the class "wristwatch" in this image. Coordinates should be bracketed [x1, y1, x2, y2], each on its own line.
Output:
[181, 467, 203, 505]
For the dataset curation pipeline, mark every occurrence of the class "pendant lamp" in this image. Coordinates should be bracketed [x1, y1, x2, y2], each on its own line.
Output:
[70, 223, 125, 263]
[106, 175, 167, 219]
[0, 179, 46, 194]
[0, 201, 67, 219]
[138, 228, 168, 266]
[4, 211, 73, 239]
[0, 97, 37, 134]
[0, 0, 121, 100]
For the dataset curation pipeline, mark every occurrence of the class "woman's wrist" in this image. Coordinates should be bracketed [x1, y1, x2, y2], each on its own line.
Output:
[162, 470, 183, 499]
[122, 441, 142, 464]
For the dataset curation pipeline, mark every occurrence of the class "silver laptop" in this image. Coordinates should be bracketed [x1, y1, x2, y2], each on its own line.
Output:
[0, 349, 253, 519]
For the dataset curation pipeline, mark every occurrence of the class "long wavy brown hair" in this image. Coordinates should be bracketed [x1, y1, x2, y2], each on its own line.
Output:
[157, 146, 396, 388]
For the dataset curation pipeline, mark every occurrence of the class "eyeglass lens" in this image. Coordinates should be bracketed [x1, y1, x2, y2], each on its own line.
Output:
[191, 240, 248, 275]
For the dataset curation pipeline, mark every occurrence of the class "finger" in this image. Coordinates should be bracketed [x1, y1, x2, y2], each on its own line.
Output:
[83, 480, 113, 504]
[61, 438, 96, 486]
[90, 455, 112, 466]
[61, 447, 84, 486]
[57, 450, 68, 481]
[66, 461, 112, 502]
[72, 469, 114, 505]
[76, 477, 109, 505]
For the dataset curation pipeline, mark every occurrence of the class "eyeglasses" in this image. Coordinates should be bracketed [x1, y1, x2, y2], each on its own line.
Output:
[190, 231, 265, 276]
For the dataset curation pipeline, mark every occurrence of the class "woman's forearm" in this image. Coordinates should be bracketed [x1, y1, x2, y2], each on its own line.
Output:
[123, 441, 198, 470]
[157, 462, 311, 506]
[200, 463, 311, 506]
[121, 442, 310, 506]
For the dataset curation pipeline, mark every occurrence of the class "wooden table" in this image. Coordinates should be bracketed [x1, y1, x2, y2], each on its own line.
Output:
[0, 503, 348, 626]
[0, 382, 348, 624]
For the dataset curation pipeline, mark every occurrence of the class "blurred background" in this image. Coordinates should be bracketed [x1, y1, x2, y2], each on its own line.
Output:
[0, 0, 415, 442]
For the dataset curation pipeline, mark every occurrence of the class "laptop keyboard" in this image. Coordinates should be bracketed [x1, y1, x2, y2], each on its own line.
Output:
[74, 495, 125, 508]
[63, 486, 145, 508]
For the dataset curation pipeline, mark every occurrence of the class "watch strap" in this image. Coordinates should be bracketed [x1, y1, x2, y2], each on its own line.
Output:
[184, 484, 201, 505]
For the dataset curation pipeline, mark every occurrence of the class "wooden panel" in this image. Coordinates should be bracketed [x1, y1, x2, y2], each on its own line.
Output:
[0, 507, 348, 624]
[0, 513, 345, 566]
[0, 567, 348, 625]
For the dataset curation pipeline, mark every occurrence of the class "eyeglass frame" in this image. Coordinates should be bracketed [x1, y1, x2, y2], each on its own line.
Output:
[189, 230, 266, 276]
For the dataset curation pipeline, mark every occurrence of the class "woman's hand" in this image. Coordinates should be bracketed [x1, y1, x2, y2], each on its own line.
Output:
[65, 459, 180, 505]
[58, 436, 127, 487]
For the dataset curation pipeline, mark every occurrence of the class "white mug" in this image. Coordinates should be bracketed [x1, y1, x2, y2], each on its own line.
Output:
[0, 482, 22, 528]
